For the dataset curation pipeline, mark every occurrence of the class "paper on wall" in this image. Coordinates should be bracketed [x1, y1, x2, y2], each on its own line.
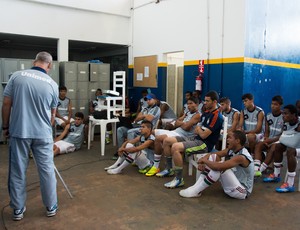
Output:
[137, 73, 143, 81]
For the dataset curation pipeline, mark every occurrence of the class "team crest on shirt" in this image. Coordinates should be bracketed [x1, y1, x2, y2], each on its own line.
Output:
[69, 128, 74, 132]
[267, 119, 274, 125]
[283, 125, 287, 131]
[57, 102, 61, 107]
[244, 114, 249, 120]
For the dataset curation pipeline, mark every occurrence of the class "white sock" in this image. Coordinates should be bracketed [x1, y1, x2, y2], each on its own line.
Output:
[116, 153, 137, 172]
[273, 162, 282, 177]
[135, 152, 151, 169]
[259, 162, 268, 173]
[254, 159, 261, 172]
[153, 154, 161, 168]
[287, 171, 296, 186]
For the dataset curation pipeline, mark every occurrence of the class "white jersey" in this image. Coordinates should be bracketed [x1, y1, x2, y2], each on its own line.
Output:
[265, 112, 284, 138]
[242, 106, 264, 134]
[279, 118, 300, 148]
[174, 110, 199, 138]
[160, 101, 177, 119]
[57, 97, 71, 117]
[222, 108, 239, 129]
[64, 123, 85, 150]
[226, 147, 254, 194]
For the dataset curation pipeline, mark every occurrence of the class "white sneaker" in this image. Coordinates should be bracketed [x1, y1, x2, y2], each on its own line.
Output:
[104, 164, 120, 171]
[179, 187, 202, 198]
[107, 168, 121, 175]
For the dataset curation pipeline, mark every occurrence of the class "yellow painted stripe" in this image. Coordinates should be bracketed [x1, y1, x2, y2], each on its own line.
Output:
[131, 57, 300, 69]
[158, 62, 167, 67]
[128, 64, 133, 69]
[244, 57, 300, 69]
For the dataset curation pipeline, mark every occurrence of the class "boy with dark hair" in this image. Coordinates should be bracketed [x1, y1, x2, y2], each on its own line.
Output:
[263, 104, 300, 193]
[55, 85, 74, 128]
[238, 93, 265, 155]
[105, 120, 155, 175]
[179, 130, 254, 199]
[254, 95, 284, 177]
[53, 112, 85, 156]
[163, 90, 223, 188]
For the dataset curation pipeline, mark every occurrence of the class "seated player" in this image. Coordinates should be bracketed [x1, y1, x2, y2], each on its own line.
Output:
[53, 112, 85, 156]
[179, 130, 254, 200]
[105, 120, 155, 175]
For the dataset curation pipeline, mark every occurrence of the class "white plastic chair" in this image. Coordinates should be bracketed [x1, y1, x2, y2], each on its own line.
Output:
[87, 71, 126, 156]
[188, 116, 228, 180]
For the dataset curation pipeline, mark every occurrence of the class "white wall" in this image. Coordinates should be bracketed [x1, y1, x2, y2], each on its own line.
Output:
[130, 0, 245, 63]
[0, 0, 131, 61]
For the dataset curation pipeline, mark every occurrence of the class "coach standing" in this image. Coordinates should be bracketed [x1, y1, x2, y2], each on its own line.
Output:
[2, 52, 58, 220]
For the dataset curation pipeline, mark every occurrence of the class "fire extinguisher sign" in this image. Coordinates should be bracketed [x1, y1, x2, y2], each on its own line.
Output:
[198, 60, 204, 74]
[196, 60, 204, 91]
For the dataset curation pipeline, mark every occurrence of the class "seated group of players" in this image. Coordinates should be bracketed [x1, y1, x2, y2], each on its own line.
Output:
[105, 90, 300, 199]
[54, 84, 300, 198]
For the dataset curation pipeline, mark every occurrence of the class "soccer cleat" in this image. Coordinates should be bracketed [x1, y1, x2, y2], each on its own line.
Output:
[145, 166, 160, 176]
[275, 183, 295, 193]
[263, 174, 281, 183]
[179, 188, 202, 198]
[107, 168, 122, 175]
[254, 171, 262, 177]
[13, 207, 26, 221]
[138, 165, 152, 174]
[156, 168, 174, 178]
[46, 203, 58, 217]
[164, 177, 184, 189]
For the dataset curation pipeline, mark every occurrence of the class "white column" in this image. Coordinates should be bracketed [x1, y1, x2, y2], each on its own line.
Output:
[57, 38, 69, 62]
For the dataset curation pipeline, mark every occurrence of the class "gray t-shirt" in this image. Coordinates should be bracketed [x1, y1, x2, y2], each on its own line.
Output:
[3, 67, 58, 139]
[64, 123, 85, 149]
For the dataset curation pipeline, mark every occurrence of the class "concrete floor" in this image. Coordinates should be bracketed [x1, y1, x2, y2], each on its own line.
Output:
[1, 139, 300, 230]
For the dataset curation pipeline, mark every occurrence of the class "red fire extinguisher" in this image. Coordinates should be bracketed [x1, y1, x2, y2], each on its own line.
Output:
[196, 60, 204, 92]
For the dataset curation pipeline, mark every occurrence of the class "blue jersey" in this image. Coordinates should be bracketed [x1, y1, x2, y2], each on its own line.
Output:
[196, 109, 224, 151]
[3, 67, 58, 139]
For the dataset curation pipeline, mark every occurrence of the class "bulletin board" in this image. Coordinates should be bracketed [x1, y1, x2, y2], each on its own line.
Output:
[133, 55, 158, 88]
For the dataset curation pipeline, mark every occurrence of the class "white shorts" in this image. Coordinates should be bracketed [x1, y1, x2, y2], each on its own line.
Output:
[55, 116, 75, 126]
[54, 140, 76, 154]
[220, 169, 248, 199]
[246, 133, 264, 144]
[154, 129, 180, 137]
[161, 118, 176, 128]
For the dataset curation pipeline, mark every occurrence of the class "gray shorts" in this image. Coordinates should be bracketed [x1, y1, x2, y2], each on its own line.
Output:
[183, 139, 208, 156]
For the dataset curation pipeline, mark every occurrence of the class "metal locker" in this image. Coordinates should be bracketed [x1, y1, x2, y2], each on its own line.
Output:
[76, 99, 89, 117]
[99, 63, 110, 90]
[77, 81, 89, 100]
[59, 62, 77, 84]
[77, 62, 89, 82]
[18, 59, 33, 70]
[64, 81, 77, 100]
[2, 58, 19, 82]
[89, 63, 99, 82]
[49, 61, 60, 85]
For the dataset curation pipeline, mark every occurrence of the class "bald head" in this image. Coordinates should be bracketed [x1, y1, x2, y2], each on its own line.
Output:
[34, 52, 53, 73]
